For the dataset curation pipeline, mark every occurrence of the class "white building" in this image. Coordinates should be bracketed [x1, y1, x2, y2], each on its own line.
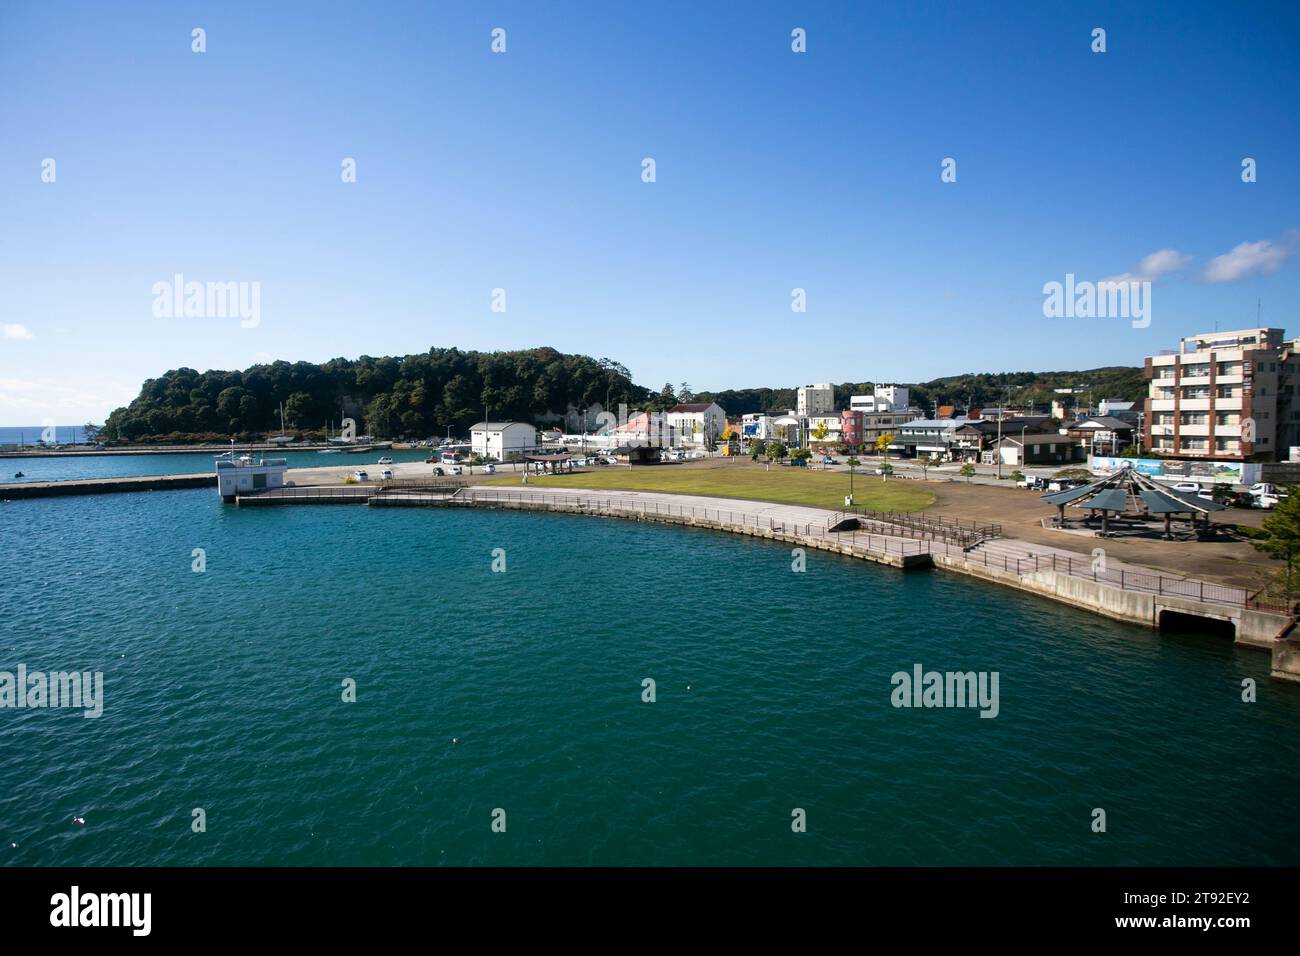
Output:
[796, 383, 835, 417]
[666, 402, 727, 446]
[806, 414, 842, 446]
[471, 421, 539, 462]
[851, 385, 910, 414]
[215, 452, 288, 501]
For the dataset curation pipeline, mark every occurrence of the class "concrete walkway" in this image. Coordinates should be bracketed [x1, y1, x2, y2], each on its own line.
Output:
[457, 485, 1270, 610]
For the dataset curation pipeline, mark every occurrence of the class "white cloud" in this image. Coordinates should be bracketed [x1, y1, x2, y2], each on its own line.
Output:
[0, 377, 136, 424]
[1203, 239, 1291, 283]
[2, 323, 34, 340]
[1102, 248, 1190, 285]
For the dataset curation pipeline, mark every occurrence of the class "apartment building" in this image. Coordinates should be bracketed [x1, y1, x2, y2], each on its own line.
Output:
[1143, 327, 1300, 462]
[796, 382, 835, 417]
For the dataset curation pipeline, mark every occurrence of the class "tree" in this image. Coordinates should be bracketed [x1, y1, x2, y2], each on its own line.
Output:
[1009, 469, 1025, 483]
[749, 438, 765, 460]
[82, 422, 100, 444]
[959, 462, 976, 482]
[875, 433, 894, 461]
[846, 455, 861, 498]
[1252, 487, 1300, 601]
[766, 440, 788, 463]
[812, 420, 830, 447]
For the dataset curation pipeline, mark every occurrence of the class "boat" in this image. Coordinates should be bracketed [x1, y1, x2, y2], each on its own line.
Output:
[14, 472, 25, 478]
[317, 448, 343, 454]
[266, 402, 294, 445]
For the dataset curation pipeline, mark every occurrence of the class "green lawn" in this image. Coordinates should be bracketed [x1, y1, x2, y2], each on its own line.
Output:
[478, 462, 934, 512]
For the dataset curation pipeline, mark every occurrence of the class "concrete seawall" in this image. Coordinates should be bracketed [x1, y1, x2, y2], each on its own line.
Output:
[367, 488, 1299, 679]
[368, 491, 932, 570]
[0, 473, 215, 500]
[932, 553, 1293, 651]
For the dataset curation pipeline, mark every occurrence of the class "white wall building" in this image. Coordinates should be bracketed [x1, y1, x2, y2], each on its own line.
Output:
[471, 421, 539, 462]
[665, 402, 727, 446]
[796, 383, 835, 417]
[851, 385, 911, 414]
[215, 452, 288, 501]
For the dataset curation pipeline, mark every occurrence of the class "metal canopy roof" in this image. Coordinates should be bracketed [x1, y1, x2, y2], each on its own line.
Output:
[1040, 464, 1226, 515]
[1085, 488, 1130, 512]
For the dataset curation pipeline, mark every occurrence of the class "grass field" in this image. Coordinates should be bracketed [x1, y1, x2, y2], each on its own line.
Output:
[479, 462, 934, 512]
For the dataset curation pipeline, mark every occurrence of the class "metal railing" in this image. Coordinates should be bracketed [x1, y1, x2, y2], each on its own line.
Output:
[241, 483, 373, 500]
[451, 488, 929, 558]
[832, 507, 1001, 548]
[934, 541, 1291, 613]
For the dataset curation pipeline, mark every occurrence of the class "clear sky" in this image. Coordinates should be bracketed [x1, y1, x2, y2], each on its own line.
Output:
[1, 0, 1297, 424]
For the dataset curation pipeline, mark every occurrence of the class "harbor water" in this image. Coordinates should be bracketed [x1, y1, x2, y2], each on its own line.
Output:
[1, 490, 1298, 866]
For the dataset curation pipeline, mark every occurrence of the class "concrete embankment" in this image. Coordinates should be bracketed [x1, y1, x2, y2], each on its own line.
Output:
[931, 552, 1293, 651]
[0, 473, 215, 500]
[367, 489, 932, 570]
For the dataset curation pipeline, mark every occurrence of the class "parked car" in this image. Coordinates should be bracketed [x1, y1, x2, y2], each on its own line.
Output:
[1017, 476, 1045, 490]
[823, 456, 838, 465]
[448, 465, 463, 476]
[481, 463, 496, 474]
[1171, 481, 1201, 494]
[352, 470, 369, 481]
[377, 456, 393, 465]
[432, 466, 445, 476]
[380, 468, 394, 480]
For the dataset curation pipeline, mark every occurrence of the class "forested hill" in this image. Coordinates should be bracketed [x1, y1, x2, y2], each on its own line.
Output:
[692, 367, 1145, 417]
[102, 352, 1145, 442]
[101, 348, 647, 442]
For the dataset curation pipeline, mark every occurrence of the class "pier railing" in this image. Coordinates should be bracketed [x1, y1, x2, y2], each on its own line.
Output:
[938, 541, 1292, 614]
[452, 488, 930, 558]
[845, 507, 1002, 546]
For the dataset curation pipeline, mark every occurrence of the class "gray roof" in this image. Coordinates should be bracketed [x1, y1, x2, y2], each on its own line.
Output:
[1072, 416, 1134, 430]
[1041, 465, 1225, 514]
[901, 418, 977, 430]
[470, 421, 535, 431]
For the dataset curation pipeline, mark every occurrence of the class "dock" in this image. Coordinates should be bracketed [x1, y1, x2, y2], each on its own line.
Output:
[0, 473, 215, 500]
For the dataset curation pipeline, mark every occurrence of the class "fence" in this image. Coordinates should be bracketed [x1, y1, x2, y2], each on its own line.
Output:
[934, 542, 1292, 614]
[452, 488, 929, 558]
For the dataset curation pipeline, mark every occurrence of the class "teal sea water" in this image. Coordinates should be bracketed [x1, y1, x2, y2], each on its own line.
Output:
[2, 489, 1298, 866]
[0, 448, 434, 484]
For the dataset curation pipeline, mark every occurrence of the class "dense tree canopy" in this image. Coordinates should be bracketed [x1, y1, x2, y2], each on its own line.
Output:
[100, 347, 1145, 444]
[101, 348, 646, 442]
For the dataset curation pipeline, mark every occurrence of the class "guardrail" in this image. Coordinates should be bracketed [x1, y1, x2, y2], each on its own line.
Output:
[935, 540, 1292, 613]
[454, 488, 929, 558]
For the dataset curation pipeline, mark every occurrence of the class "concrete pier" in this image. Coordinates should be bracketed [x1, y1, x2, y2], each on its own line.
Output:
[0, 473, 214, 500]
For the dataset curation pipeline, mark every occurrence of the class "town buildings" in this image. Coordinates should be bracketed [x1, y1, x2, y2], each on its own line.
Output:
[665, 402, 727, 447]
[796, 383, 835, 417]
[470, 421, 540, 461]
[1142, 327, 1300, 462]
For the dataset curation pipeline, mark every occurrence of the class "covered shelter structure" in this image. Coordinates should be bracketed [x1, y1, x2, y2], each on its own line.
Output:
[523, 452, 574, 474]
[1041, 464, 1226, 539]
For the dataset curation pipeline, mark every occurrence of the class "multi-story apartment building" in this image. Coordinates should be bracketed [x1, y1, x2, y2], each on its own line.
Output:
[1143, 327, 1300, 462]
[796, 382, 835, 417]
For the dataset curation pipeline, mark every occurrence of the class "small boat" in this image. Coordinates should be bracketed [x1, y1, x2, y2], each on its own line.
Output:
[14, 472, 25, 478]
[317, 448, 342, 454]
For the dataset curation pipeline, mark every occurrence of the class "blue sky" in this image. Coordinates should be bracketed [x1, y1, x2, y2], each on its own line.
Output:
[1, 0, 1298, 424]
